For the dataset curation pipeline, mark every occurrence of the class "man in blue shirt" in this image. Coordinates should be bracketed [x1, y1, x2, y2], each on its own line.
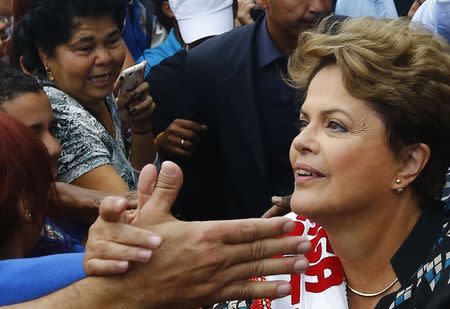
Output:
[137, 0, 183, 77]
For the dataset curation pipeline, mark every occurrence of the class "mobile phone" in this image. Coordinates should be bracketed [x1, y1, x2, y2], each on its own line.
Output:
[119, 61, 147, 93]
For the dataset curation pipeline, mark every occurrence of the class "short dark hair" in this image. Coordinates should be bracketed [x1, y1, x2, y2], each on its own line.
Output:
[0, 67, 43, 105]
[13, 0, 126, 74]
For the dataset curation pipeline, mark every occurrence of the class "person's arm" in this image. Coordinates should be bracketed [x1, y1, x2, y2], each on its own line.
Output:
[116, 79, 157, 171]
[115, 161, 312, 308]
[3, 162, 311, 308]
[46, 87, 137, 194]
[0, 253, 86, 306]
[70, 165, 130, 195]
[0, 196, 162, 306]
[155, 119, 208, 158]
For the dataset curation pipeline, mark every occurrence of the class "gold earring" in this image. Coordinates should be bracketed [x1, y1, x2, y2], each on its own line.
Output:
[396, 188, 404, 193]
[45, 65, 55, 82]
[395, 179, 401, 184]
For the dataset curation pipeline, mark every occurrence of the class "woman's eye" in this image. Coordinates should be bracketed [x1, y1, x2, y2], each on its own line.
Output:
[299, 119, 309, 131]
[77, 46, 93, 53]
[107, 35, 121, 46]
[327, 120, 347, 132]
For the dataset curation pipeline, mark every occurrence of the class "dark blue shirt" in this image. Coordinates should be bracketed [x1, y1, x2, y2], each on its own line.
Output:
[255, 17, 301, 198]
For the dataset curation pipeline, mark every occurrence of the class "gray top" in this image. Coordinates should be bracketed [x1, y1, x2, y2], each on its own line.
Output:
[44, 86, 137, 190]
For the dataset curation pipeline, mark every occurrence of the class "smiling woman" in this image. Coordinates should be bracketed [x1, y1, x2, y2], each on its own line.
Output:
[285, 17, 450, 308]
[12, 0, 157, 195]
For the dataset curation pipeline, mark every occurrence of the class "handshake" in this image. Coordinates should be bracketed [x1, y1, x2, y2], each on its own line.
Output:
[69, 161, 309, 308]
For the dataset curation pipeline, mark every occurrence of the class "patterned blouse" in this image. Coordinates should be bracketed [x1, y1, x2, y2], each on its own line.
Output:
[44, 85, 137, 190]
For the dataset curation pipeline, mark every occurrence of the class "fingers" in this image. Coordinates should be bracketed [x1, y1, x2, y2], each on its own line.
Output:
[167, 125, 200, 143]
[262, 196, 292, 218]
[84, 259, 129, 276]
[137, 161, 184, 223]
[167, 119, 207, 145]
[262, 205, 289, 218]
[216, 217, 296, 244]
[99, 197, 130, 223]
[89, 221, 162, 250]
[117, 81, 149, 109]
[130, 95, 154, 119]
[87, 240, 154, 263]
[271, 195, 292, 208]
[226, 235, 311, 265]
[167, 133, 194, 150]
[219, 280, 292, 302]
[223, 255, 309, 283]
[173, 119, 208, 133]
[122, 191, 138, 209]
[114, 75, 124, 97]
[137, 164, 158, 210]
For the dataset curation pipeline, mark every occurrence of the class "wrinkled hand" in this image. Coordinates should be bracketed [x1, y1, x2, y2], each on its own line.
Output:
[156, 119, 207, 157]
[237, 0, 256, 26]
[84, 196, 162, 276]
[115, 79, 154, 133]
[262, 195, 292, 218]
[113, 162, 310, 308]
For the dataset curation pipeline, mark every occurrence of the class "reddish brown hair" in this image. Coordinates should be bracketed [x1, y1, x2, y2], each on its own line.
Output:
[0, 112, 55, 245]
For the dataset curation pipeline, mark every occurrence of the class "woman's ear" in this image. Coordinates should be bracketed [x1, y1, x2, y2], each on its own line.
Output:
[395, 143, 430, 187]
[19, 56, 31, 74]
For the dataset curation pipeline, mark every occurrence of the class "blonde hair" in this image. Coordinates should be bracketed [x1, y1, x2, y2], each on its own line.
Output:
[288, 17, 450, 200]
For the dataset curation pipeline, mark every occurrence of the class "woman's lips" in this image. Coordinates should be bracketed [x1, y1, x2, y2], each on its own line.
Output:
[88, 73, 113, 88]
[293, 163, 325, 182]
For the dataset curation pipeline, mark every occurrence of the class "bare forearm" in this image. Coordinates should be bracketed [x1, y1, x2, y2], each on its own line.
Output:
[52, 182, 106, 224]
[2, 277, 134, 309]
[130, 131, 157, 171]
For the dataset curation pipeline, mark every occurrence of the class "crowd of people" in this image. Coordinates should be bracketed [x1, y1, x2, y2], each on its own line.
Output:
[0, 0, 449, 308]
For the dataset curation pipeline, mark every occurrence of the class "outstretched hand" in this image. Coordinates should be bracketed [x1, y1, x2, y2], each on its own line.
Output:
[118, 161, 311, 308]
[83, 196, 162, 276]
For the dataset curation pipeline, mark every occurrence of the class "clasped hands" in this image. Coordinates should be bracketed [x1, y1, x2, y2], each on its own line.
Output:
[84, 161, 310, 308]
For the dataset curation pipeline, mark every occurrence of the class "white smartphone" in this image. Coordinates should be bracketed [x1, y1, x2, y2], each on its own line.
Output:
[119, 61, 147, 93]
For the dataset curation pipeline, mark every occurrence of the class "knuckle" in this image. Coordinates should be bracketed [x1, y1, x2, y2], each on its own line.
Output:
[84, 260, 94, 275]
[249, 240, 266, 259]
[235, 284, 253, 300]
[237, 220, 257, 242]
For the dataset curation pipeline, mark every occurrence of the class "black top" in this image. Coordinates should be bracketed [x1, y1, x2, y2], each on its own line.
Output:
[210, 200, 450, 308]
[376, 200, 450, 308]
[147, 18, 299, 221]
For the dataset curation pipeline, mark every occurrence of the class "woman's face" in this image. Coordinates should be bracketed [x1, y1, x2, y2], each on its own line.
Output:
[2, 91, 60, 179]
[42, 16, 125, 105]
[289, 64, 402, 222]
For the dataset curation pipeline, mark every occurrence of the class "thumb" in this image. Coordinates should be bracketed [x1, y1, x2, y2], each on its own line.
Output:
[137, 164, 158, 211]
[137, 161, 183, 225]
[99, 197, 129, 223]
[114, 75, 124, 98]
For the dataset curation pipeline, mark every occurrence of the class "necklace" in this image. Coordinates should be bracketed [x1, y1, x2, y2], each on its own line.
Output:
[347, 277, 399, 297]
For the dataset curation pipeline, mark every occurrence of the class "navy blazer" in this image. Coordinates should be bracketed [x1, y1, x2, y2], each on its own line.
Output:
[150, 21, 289, 220]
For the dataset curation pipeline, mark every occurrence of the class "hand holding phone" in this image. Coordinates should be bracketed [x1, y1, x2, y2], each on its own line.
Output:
[118, 61, 147, 94]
